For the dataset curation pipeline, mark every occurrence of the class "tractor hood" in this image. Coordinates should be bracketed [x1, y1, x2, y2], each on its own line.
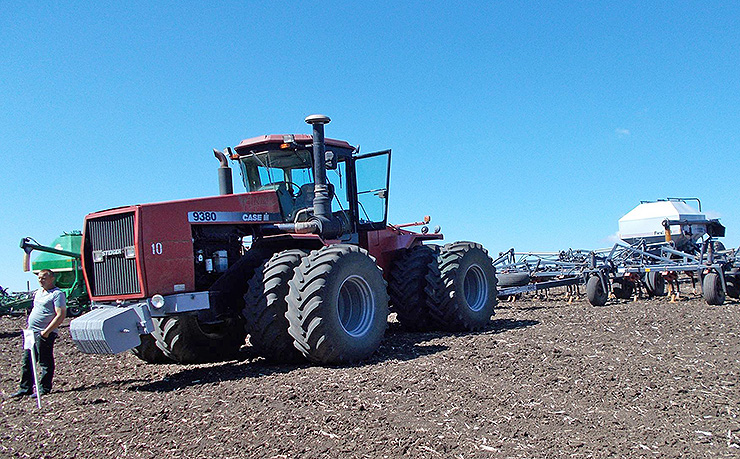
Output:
[82, 191, 282, 301]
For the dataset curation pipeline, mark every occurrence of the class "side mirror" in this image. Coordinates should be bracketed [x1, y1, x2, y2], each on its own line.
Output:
[325, 151, 337, 170]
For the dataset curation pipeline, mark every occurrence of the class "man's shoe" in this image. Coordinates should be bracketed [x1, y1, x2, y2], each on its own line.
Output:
[9, 390, 32, 398]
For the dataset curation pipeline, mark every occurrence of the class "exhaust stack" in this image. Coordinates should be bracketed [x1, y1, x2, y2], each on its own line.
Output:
[213, 148, 233, 195]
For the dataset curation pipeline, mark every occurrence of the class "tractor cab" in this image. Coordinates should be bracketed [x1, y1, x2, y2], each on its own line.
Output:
[233, 134, 391, 234]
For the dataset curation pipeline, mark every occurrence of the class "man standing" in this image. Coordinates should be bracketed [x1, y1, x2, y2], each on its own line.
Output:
[10, 269, 66, 397]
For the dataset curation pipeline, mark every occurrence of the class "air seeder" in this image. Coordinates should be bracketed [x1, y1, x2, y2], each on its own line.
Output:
[70, 115, 498, 364]
[583, 198, 738, 307]
[490, 198, 738, 307]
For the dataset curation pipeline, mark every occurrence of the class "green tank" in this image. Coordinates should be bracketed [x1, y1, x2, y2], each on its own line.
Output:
[19, 231, 89, 317]
[32, 232, 82, 288]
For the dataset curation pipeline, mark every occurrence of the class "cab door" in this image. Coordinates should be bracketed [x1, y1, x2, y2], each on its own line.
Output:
[352, 149, 391, 230]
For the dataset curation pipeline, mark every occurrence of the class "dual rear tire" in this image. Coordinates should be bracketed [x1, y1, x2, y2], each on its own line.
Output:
[389, 241, 498, 332]
[429, 242, 498, 331]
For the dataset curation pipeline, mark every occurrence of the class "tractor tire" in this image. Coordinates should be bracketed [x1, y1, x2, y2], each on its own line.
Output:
[644, 271, 665, 297]
[702, 272, 726, 305]
[286, 244, 389, 364]
[131, 334, 175, 364]
[243, 249, 306, 363]
[428, 241, 497, 331]
[496, 272, 531, 287]
[66, 305, 83, 317]
[387, 244, 439, 331]
[150, 315, 246, 364]
[586, 275, 607, 306]
[726, 275, 740, 299]
[611, 278, 634, 300]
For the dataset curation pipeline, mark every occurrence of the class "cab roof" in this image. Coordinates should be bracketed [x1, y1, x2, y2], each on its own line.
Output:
[234, 134, 355, 156]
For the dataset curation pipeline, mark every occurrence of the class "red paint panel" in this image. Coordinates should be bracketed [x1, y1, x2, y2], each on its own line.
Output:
[84, 192, 281, 300]
[139, 191, 280, 296]
[235, 135, 354, 151]
[365, 227, 444, 276]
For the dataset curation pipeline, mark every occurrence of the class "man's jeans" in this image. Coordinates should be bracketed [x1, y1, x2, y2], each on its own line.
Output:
[19, 333, 56, 393]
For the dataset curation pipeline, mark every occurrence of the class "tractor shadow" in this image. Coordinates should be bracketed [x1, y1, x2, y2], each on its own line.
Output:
[128, 352, 310, 392]
[488, 317, 540, 333]
[129, 339, 444, 393]
[372, 317, 538, 362]
[129, 317, 538, 393]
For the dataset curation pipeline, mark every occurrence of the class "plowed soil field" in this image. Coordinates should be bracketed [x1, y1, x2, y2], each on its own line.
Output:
[2, 293, 739, 458]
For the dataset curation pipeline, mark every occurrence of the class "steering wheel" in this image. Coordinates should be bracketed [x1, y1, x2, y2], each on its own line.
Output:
[259, 181, 302, 197]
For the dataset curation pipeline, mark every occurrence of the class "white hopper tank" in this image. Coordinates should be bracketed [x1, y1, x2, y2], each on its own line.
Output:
[618, 199, 708, 249]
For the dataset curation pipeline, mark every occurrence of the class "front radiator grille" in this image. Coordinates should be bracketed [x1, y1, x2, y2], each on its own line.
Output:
[85, 212, 141, 296]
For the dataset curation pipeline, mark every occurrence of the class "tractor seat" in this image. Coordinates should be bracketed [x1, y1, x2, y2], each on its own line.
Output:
[258, 182, 295, 221]
[292, 183, 315, 222]
[294, 183, 315, 210]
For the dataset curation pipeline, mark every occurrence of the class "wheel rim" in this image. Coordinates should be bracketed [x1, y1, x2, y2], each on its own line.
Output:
[463, 264, 488, 312]
[337, 275, 375, 337]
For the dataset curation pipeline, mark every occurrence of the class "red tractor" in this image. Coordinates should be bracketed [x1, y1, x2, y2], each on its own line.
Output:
[70, 115, 498, 365]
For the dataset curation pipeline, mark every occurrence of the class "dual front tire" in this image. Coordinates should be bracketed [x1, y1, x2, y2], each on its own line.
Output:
[239, 245, 390, 365]
[286, 245, 389, 364]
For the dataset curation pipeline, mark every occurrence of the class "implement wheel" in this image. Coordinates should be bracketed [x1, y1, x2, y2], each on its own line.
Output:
[428, 241, 497, 331]
[496, 272, 531, 287]
[151, 315, 246, 364]
[726, 275, 740, 299]
[644, 271, 665, 297]
[702, 272, 726, 305]
[286, 244, 389, 364]
[586, 275, 607, 306]
[243, 249, 306, 362]
[611, 278, 634, 300]
[388, 244, 439, 331]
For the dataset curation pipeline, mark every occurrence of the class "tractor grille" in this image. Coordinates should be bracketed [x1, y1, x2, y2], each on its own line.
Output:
[85, 212, 141, 297]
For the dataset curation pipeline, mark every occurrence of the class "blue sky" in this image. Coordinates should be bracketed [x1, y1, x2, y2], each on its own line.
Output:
[2, 2, 739, 291]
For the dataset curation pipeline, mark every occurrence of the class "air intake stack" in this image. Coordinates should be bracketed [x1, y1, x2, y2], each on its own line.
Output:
[305, 114, 332, 221]
[304, 114, 342, 238]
